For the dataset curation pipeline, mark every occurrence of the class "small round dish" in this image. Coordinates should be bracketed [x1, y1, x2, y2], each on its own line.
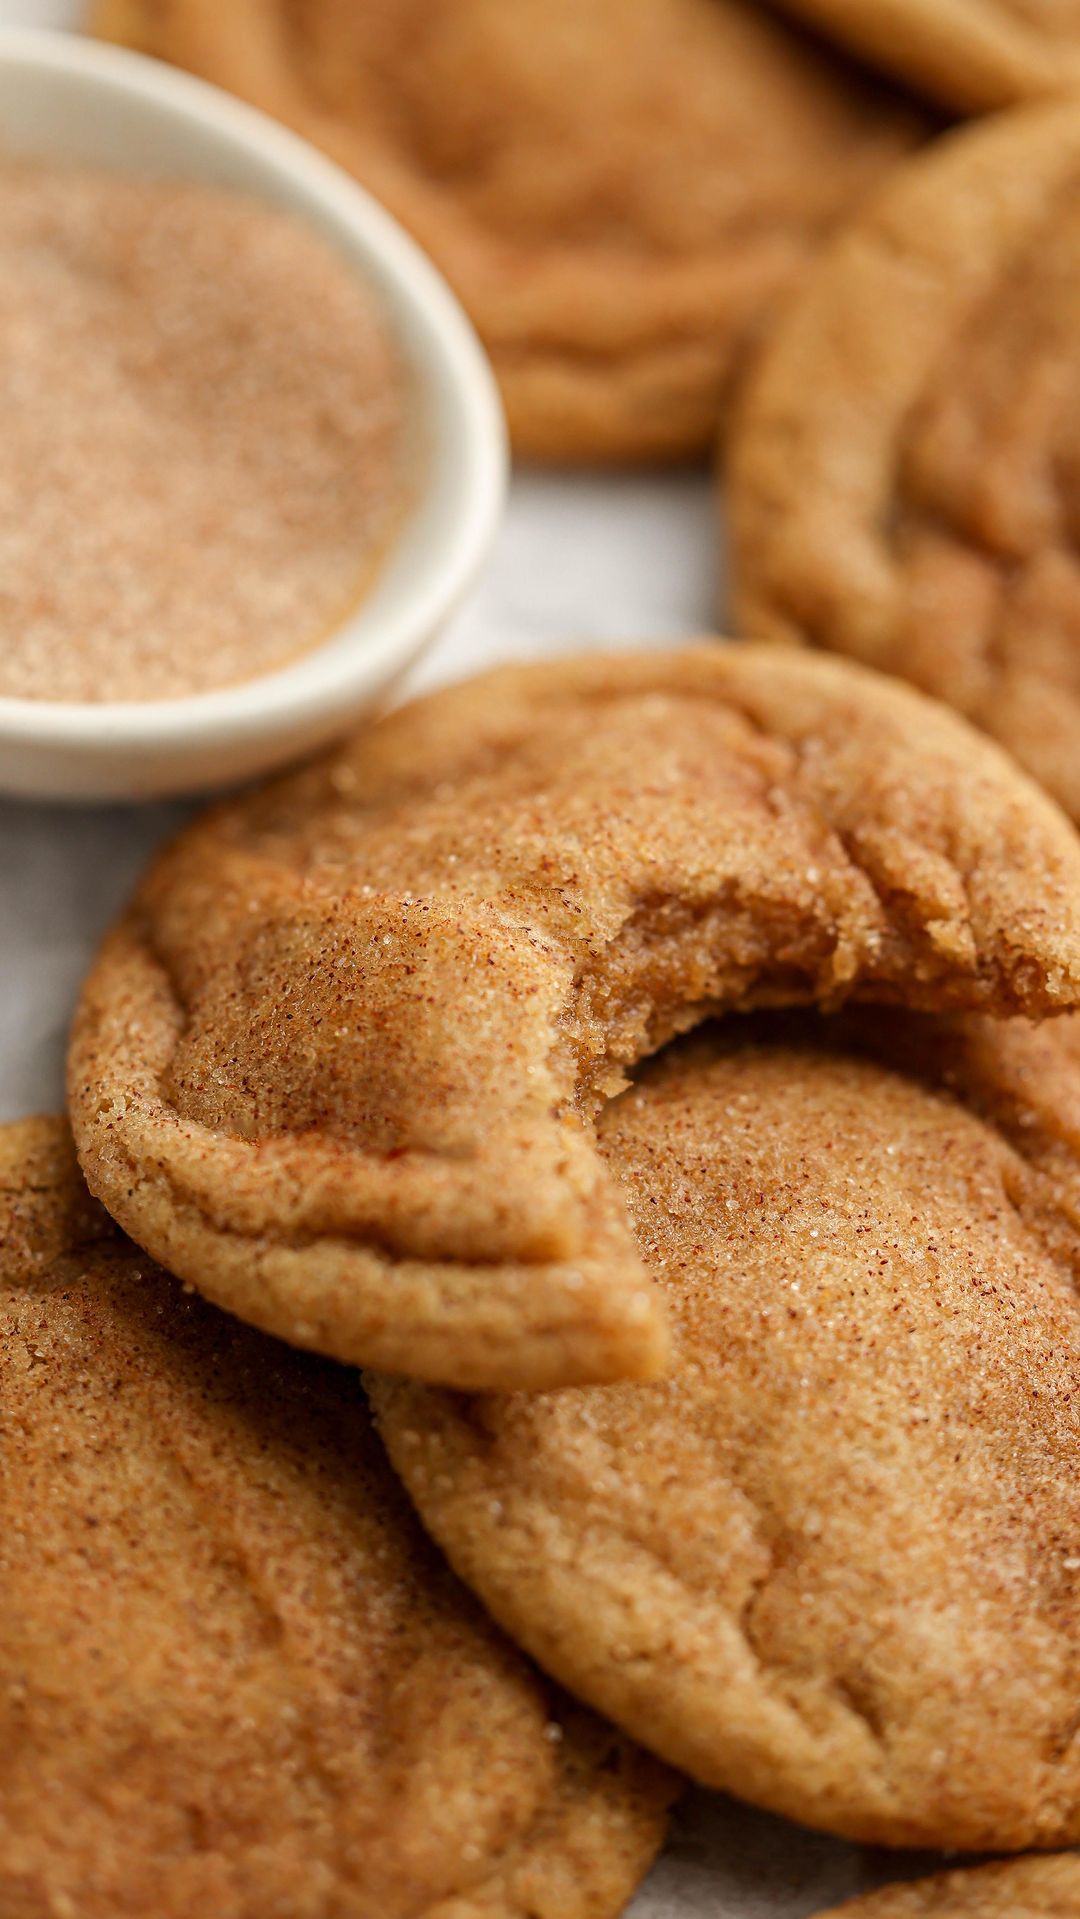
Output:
[0, 28, 507, 801]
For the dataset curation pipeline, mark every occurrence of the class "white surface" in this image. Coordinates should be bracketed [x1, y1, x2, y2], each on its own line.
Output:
[0, 3, 952, 1912]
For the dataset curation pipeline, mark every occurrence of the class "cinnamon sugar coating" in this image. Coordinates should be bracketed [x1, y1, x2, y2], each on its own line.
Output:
[0, 1118, 671, 1919]
[819, 1854, 1080, 1916]
[371, 1011, 1080, 1849]
[0, 164, 405, 702]
[731, 104, 1080, 827]
[69, 645, 1080, 1392]
[90, 0, 924, 463]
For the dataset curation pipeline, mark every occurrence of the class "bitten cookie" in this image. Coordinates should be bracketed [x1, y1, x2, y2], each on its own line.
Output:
[69, 646, 1080, 1392]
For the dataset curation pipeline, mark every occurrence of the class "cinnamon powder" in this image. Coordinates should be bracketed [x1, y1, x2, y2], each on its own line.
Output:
[0, 164, 408, 703]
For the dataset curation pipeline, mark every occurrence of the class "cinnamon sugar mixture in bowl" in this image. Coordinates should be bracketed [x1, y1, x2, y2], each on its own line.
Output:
[0, 162, 408, 703]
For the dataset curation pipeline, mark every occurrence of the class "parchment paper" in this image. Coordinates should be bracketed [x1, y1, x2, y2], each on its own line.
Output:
[0, 6, 959, 1907]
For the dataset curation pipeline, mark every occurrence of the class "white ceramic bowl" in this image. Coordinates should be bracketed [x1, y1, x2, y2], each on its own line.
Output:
[0, 28, 506, 800]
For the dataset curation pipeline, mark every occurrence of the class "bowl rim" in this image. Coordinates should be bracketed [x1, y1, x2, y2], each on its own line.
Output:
[0, 24, 507, 757]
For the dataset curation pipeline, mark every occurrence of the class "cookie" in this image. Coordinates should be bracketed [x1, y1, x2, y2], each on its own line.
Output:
[0, 1117, 671, 1919]
[68, 646, 1080, 1394]
[89, 0, 924, 463]
[819, 1854, 1080, 1916]
[767, 0, 1080, 111]
[371, 1009, 1080, 1849]
[730, 103, 1080, 828]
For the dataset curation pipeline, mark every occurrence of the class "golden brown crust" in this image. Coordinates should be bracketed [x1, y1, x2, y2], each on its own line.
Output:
[69, 644, 1080, 1392]
[819, 1854, 1080, 1916]
[768, 0, 1080, 111]
[0, 1118, 672, 1919]
[371, 1010, 1080, 1850]
[730, 103, 1080, 827]
[89, 0, 924, 463]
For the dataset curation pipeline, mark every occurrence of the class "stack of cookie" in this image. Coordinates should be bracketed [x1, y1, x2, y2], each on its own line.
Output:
[9, 2, 1080, 1913]
[0, 644, 1076, 1915]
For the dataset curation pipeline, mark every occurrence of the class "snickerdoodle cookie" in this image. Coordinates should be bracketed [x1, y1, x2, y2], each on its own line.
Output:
[371, 1010, 1080, 1849]
[90, 0, 924, 462]
[731, 103, 1080, 827]
[769, 0, 1080, 111]
[69, 647, 1080, 1393]
[0, 1117, 671, 1919]
[820, 1854, 1080, 1916]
